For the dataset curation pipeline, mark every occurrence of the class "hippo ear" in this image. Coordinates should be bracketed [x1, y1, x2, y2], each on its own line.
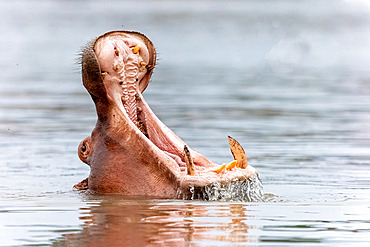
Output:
[81, 42, 108, 101]
[123, 31, 157, 93]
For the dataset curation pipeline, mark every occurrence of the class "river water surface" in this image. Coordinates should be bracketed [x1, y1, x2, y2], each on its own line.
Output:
[1, 0, 370, 246]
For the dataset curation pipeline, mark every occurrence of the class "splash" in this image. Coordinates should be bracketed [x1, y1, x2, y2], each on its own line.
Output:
[177, 176, 264, 202]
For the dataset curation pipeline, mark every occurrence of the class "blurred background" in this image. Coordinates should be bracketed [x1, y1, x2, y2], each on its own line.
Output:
[1, 0, 370, 246]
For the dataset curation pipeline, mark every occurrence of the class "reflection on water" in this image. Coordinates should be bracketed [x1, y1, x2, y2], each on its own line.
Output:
[1, 0, 370, 246]
[177, 176, 264, 202]
[56, 196, 259, 246]
[49, 194, 370, 246]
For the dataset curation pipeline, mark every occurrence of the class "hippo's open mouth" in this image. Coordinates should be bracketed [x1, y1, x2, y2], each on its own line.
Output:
[75, 31, 263, 200]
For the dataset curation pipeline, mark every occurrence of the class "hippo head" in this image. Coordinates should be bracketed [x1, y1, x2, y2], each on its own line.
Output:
[75, 31, 263, 200]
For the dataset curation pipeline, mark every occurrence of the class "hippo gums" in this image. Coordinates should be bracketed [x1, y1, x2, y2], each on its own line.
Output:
[75, 31, 263, 201]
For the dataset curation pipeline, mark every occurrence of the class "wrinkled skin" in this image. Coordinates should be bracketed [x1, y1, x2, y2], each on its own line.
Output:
[76, 31, 261, 199]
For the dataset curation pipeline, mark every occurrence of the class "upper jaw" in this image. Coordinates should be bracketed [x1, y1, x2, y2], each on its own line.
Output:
[94, 31, 151, 95]
[95, 31, 156, 93]
[81, 31, 155, 106]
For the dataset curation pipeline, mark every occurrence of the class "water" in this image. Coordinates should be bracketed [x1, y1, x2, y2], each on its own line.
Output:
[1, 0, 370, 246]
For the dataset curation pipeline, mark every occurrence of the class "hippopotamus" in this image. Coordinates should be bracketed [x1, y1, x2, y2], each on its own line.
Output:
[75, 31, 263, 200]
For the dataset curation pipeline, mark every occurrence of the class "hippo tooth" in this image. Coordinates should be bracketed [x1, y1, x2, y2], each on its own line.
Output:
[213, 160, 237, 174]
[213, 163, 226, 174]
[101, 71, 107, 80]
[183, 145, 195, 176]
[226, 160, 237, 170]
[140, 61, 147, 67]
[228, 136, 248, 168]
[132, 44, 141, 54]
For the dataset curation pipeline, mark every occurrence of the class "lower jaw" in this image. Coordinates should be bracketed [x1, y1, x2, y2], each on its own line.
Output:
[76, 88, 261, 199]
[104, 93, 261, 193]
[75, 173, 263, 201]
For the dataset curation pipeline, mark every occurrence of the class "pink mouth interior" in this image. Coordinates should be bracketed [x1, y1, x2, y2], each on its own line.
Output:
[94, 33, 215, 172]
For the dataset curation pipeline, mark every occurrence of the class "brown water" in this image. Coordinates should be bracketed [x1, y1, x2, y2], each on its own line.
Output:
[1, 0, 370, 246]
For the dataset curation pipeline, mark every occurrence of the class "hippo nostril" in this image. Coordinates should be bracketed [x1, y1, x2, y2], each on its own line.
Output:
[81, 144, 86, 152]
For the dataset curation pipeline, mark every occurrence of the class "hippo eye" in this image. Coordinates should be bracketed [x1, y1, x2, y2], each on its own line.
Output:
[119, 81, 123, 85]
[81, 144, 86, 152]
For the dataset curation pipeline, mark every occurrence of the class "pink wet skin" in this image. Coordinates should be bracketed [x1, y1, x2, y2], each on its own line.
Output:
[77, 31, 259, 198]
